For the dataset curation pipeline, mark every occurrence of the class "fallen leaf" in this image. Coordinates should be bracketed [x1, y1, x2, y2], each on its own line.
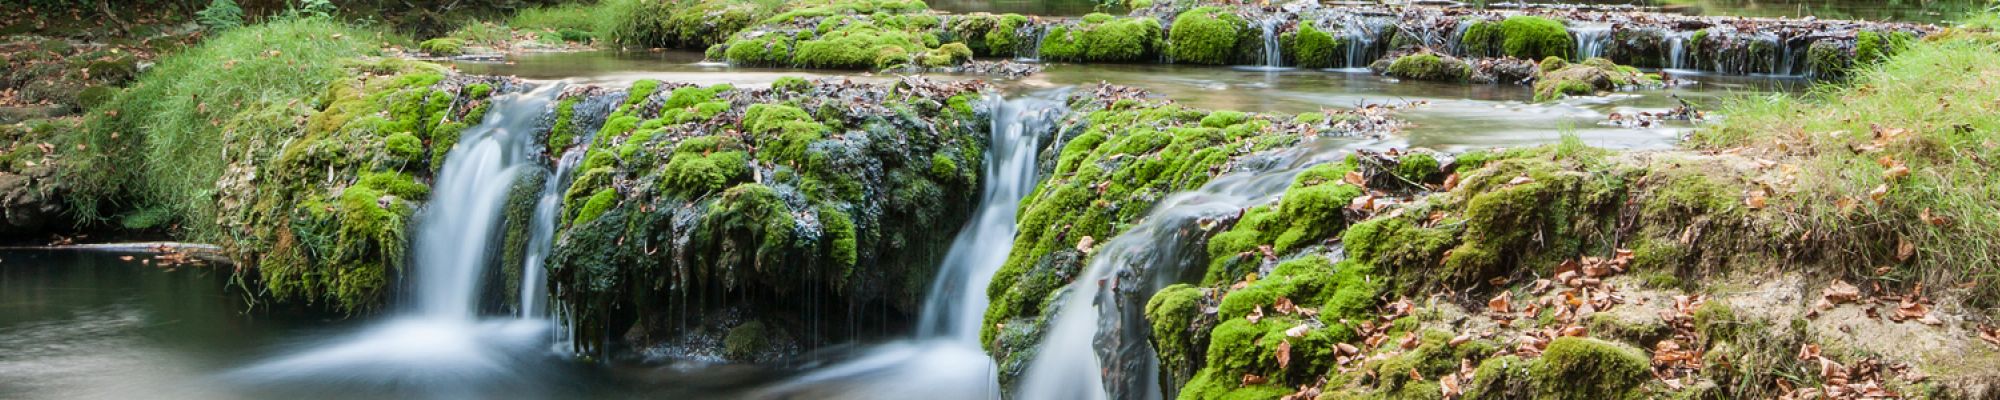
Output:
[1242, 374, 1268, 385]
[1277, 340, 1293, 369]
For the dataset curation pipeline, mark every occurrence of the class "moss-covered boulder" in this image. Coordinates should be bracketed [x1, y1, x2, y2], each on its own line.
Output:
[1531, 337, 1652, 400]
[714, 0, 962, 70]
[1167, 7, 1245, 65]
[1533, 57, 1660, 102]
[548, 77, 991, 356]
[1379, 53, 1473, 82]
[1285, 23, 1340, 69]
[1038, 13, 1163, 63]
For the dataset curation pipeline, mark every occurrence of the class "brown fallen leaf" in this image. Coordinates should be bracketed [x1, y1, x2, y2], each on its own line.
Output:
[1242, 374, 1268, 385]
[1896, 238, 1917, 262]
[1825, 280, 1862, 304]
[1276, 340, 1293, 369]
[1487, 292, 1512, 314]
[1869, 184, 1890, 204]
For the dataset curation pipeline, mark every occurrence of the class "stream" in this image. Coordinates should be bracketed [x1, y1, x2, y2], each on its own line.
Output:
[0, 1, 1954, 398]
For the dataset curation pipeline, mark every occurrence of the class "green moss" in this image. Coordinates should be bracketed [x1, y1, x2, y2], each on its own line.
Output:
[1288, 23, 1338, 69]
[1465, 355, 1535, 399]
[1692, 300, 1738, 343]
[1530, 337, 1651, 400]
[1462, 20, 1504, 57]
[725, 33, 795, 66]
[1168, 7, 1245, 65]
[771, 76, 812, 93]
[741, 103, 826, 164]
[1037, 15, 1162, 62]
[573, 188, 618, 226]
[1499, 16, 1574, 60]
[606, 0, 779, 50]
[1395, 153, 1439, 184]
[1199, 111, 1248, 128]
[383, 131, 423, 164]
[1385, 53, 1472, 82]
[1148, 284, 1208, 390]
[1855, 30, 1916, 65]
[722, 321, 769, 361]
[419, 38, 466, 55]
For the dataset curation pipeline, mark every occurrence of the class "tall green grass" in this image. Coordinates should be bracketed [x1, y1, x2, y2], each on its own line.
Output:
[1692, 35, 2000, 301]
[65, 17, 389, 237]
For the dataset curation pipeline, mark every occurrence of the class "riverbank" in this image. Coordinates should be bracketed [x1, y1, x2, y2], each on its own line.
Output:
[1128, 18, 2000, 400]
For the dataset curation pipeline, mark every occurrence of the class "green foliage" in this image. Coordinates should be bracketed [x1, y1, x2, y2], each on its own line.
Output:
[1395, 153, 1439, 183]
[384, 132, 422, 163]
[573, 188, 618, 226]
[65, 18, 386, 235]
[419, 38, 466, 55]
[1692, 38, 2000, 301]
[196, 0, 245, 31]
[1168, 7, 1245, 65]
[605, 0, 781, 50]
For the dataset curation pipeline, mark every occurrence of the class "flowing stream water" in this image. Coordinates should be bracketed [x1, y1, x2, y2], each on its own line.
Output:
[750, 91, 1067, 399]
[221, 84, 570, 397]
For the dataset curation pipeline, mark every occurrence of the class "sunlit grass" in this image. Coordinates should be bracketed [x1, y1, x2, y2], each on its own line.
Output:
[1692, 34, 2000, 301]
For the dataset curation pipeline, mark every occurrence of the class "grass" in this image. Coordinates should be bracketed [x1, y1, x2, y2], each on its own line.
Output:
[63, 17, 389, 237]
[1691, 32, 2000, 302]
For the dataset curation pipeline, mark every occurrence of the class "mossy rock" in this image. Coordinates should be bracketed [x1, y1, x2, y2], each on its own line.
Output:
[723, 321, 770, 361]
[1384, 53, 1472, 82]
[1167, 7, 1245, 65]
[1038, 14, 1163, 63]
[1499, 16, 1574, 61]
[419, 38, 466, 55]
[1530, 337, 1652, 400]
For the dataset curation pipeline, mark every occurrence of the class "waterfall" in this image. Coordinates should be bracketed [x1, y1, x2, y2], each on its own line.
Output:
[1016, 138, 1357, 399]
[519, 140, 586, 318]
[225, 84, 569, 391]
[1251, 17, 1286, 70]
[1666, 30, 1693, 70]
[1017, 24, 1048, 62]
[752, 91, 1068, 398]
[1337, 18, 1386, 70]
[917, 92, 1067, 341]
[1572, 23, 1613, 60]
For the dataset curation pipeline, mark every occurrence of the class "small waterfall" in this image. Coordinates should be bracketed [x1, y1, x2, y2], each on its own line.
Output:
[1017, 24, 1048, 62]
[1445, 19, 1474, 56]
[753, 91, 1068, 399]
[1572, 23, 1614, 60]
[226, 84, 569, 391]
[1016, 139, 1357, 399]
[1774, 37, 1804, 76]
[519, 141, 587, 317]
[1248, 17, 1286, 70]
[1666, 30, 1693, 70]
[1337, 18, 1386, 70]
[917, 92, 1068, 340]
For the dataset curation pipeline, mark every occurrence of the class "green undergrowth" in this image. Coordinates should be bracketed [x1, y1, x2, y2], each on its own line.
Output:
[547, 76, 987, 353]
[601, 0, 787, 50]
[1691, 34, 2000, 303]
[63, 17, 389, 238]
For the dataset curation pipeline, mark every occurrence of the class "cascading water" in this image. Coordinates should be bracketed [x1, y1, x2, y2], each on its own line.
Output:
[1666, 30, 1694, 71]
[753, 91, 1068, 399]
[1017, 24, 1049, 62]
[1336, 18, 1386, 71]
[225, 84, 569, 393]
[1016, 138, 1359, 399]
[1243, 17, 1288, 71]
[1572, 23, 1614, 60]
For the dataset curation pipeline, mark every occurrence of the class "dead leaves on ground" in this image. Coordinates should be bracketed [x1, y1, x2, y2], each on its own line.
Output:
[1810, 279, 1941, 326]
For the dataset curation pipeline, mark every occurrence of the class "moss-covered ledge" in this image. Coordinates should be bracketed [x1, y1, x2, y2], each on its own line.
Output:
[545, 76, 994, 359]
[979, 86, 1407, 390]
